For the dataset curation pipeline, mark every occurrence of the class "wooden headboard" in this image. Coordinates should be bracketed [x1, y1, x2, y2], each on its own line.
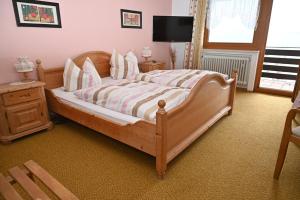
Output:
[36, 51, 111, 89]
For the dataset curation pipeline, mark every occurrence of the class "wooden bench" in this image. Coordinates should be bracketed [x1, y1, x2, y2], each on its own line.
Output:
[0, 160, 78, 200]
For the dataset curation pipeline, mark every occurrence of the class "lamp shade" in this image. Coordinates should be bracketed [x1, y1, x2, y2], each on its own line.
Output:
[15, 57, 34, 73]
[142, 47, 152, 58]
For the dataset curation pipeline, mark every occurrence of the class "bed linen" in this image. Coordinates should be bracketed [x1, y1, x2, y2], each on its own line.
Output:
[51, 85, 141, 125]
[134, 69, 227, 89]
[110, 50, 140, 80]
[74, 79, 190, 121]
[63, 57, 101, 91]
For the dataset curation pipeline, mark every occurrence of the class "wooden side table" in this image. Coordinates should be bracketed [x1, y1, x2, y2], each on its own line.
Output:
[139, 60, 166, 73]
[0, 81, 52, 143]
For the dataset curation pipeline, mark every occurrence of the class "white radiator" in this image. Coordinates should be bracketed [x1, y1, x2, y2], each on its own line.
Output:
[202, 50, 259, 91]
[202, 55, 250, 87]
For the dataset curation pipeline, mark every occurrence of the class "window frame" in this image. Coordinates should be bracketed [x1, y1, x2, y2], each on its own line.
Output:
[204, 0, 268, 50]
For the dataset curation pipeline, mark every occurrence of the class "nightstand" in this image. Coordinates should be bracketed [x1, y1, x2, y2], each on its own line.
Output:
[139, 60, 166, 72]
[0, 81, 52, 143]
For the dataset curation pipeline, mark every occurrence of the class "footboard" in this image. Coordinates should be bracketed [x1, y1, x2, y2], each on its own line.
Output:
[155, 71, 237, 178]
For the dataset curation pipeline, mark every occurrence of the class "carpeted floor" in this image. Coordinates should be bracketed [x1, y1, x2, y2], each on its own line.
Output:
[1, 91, 300, 200]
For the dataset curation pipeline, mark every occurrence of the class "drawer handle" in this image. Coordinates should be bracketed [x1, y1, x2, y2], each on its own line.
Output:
[19, 93, 31, 98]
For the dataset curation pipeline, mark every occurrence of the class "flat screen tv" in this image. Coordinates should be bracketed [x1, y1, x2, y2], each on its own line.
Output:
[153, 16, 194, 42]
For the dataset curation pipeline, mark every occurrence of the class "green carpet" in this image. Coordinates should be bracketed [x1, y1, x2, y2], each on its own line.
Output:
[1, 91, 300, 200]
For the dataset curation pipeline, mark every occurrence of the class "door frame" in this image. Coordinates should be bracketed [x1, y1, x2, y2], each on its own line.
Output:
[204, 0, 291, 96]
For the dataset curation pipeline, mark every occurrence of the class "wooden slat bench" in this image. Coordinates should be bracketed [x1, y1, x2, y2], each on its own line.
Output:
[0, 160, 78, 200]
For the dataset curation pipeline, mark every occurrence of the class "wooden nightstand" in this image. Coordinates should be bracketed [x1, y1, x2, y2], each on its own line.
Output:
[0, 81, 52, 143]
[139, 60, 166, 72]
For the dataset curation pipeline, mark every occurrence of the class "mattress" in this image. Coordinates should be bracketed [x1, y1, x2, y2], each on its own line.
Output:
[51, 77, 142, 125]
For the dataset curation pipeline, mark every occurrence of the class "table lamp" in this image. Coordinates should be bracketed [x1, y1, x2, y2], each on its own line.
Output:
[14, 57, 34, 82]
[142, 47, 152, 61]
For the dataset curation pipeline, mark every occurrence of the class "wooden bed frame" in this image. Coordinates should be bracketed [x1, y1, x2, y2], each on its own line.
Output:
[36, 51, 237, 178]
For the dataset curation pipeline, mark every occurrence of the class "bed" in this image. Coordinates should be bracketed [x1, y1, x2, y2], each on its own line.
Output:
[36, 51, 237, 178]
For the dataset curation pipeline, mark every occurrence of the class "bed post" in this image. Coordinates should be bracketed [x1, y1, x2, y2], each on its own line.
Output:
[156, 100, 167, 179]
[36, 59, 45, 82]
[228, 70, 238, 115]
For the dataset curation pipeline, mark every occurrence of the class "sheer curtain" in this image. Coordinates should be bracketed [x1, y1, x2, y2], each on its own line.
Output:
[207, 0, 260, 43]
[184, 0, 208, 69]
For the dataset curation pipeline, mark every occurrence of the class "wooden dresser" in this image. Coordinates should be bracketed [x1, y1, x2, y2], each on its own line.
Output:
[139, 60, 166, 72]
[0, 81, 52, 143]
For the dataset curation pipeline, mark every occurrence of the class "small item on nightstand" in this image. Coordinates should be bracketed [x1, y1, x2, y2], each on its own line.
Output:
[142, 47, 152, 61]
[14, 56, 34, 82]
[169, 47, 176, 70]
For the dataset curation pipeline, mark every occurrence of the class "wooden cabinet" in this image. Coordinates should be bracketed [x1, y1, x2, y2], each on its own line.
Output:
[139, 61, 166, 72]
[0, 81, 52, 143]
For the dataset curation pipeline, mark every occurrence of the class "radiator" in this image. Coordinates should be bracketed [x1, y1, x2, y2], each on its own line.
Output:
[202, 50, 259, 91]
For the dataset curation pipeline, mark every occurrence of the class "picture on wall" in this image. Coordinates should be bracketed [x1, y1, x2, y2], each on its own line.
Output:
[12, 0, 62, 28]
[120, 9, 142, 29]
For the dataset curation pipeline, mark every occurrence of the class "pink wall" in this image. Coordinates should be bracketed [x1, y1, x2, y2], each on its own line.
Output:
[0, 0, 171, 84]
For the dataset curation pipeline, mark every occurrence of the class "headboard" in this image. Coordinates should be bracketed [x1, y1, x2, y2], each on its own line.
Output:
[36, 51, 111, 89]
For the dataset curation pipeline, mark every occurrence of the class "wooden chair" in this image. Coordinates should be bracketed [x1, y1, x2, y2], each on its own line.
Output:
[0, 160, 78, 200]
[291, 62, 300, 102]
[273, 97, 300, 179]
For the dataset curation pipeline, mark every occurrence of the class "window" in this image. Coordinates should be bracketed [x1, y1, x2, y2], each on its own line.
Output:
[266, 0, 300, 48]
[206, 0, 260, 43]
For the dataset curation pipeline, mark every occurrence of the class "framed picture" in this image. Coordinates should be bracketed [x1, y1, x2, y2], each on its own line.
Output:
[120, 9, 142, 29]
[12, 0, 62, 28]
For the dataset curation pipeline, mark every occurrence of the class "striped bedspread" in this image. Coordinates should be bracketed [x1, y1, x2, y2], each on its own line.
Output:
[74, 79, 189, 121]
[135, 70, 227, 89]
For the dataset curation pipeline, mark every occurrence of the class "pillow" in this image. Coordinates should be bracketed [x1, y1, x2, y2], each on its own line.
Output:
[83, 57, 101, 80]
[110, 49, 140, 80]
[63, 57, 101, 92]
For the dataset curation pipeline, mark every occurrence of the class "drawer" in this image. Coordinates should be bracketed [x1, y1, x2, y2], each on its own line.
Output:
[2, 87, 40, 106]
[6, 100, 46, 134]
[140, 62, 165, 72]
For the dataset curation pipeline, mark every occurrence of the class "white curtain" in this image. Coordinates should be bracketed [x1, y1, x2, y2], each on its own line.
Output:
[207, 0, 261, 31]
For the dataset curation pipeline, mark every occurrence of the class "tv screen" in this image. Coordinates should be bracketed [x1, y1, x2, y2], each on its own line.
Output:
[153, 16, 194, 42]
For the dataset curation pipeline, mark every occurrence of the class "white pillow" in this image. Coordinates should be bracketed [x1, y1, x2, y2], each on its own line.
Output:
[83, 57, 101, 80]
[63, 57, 101, 91]
[110, 49, 140, 80]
